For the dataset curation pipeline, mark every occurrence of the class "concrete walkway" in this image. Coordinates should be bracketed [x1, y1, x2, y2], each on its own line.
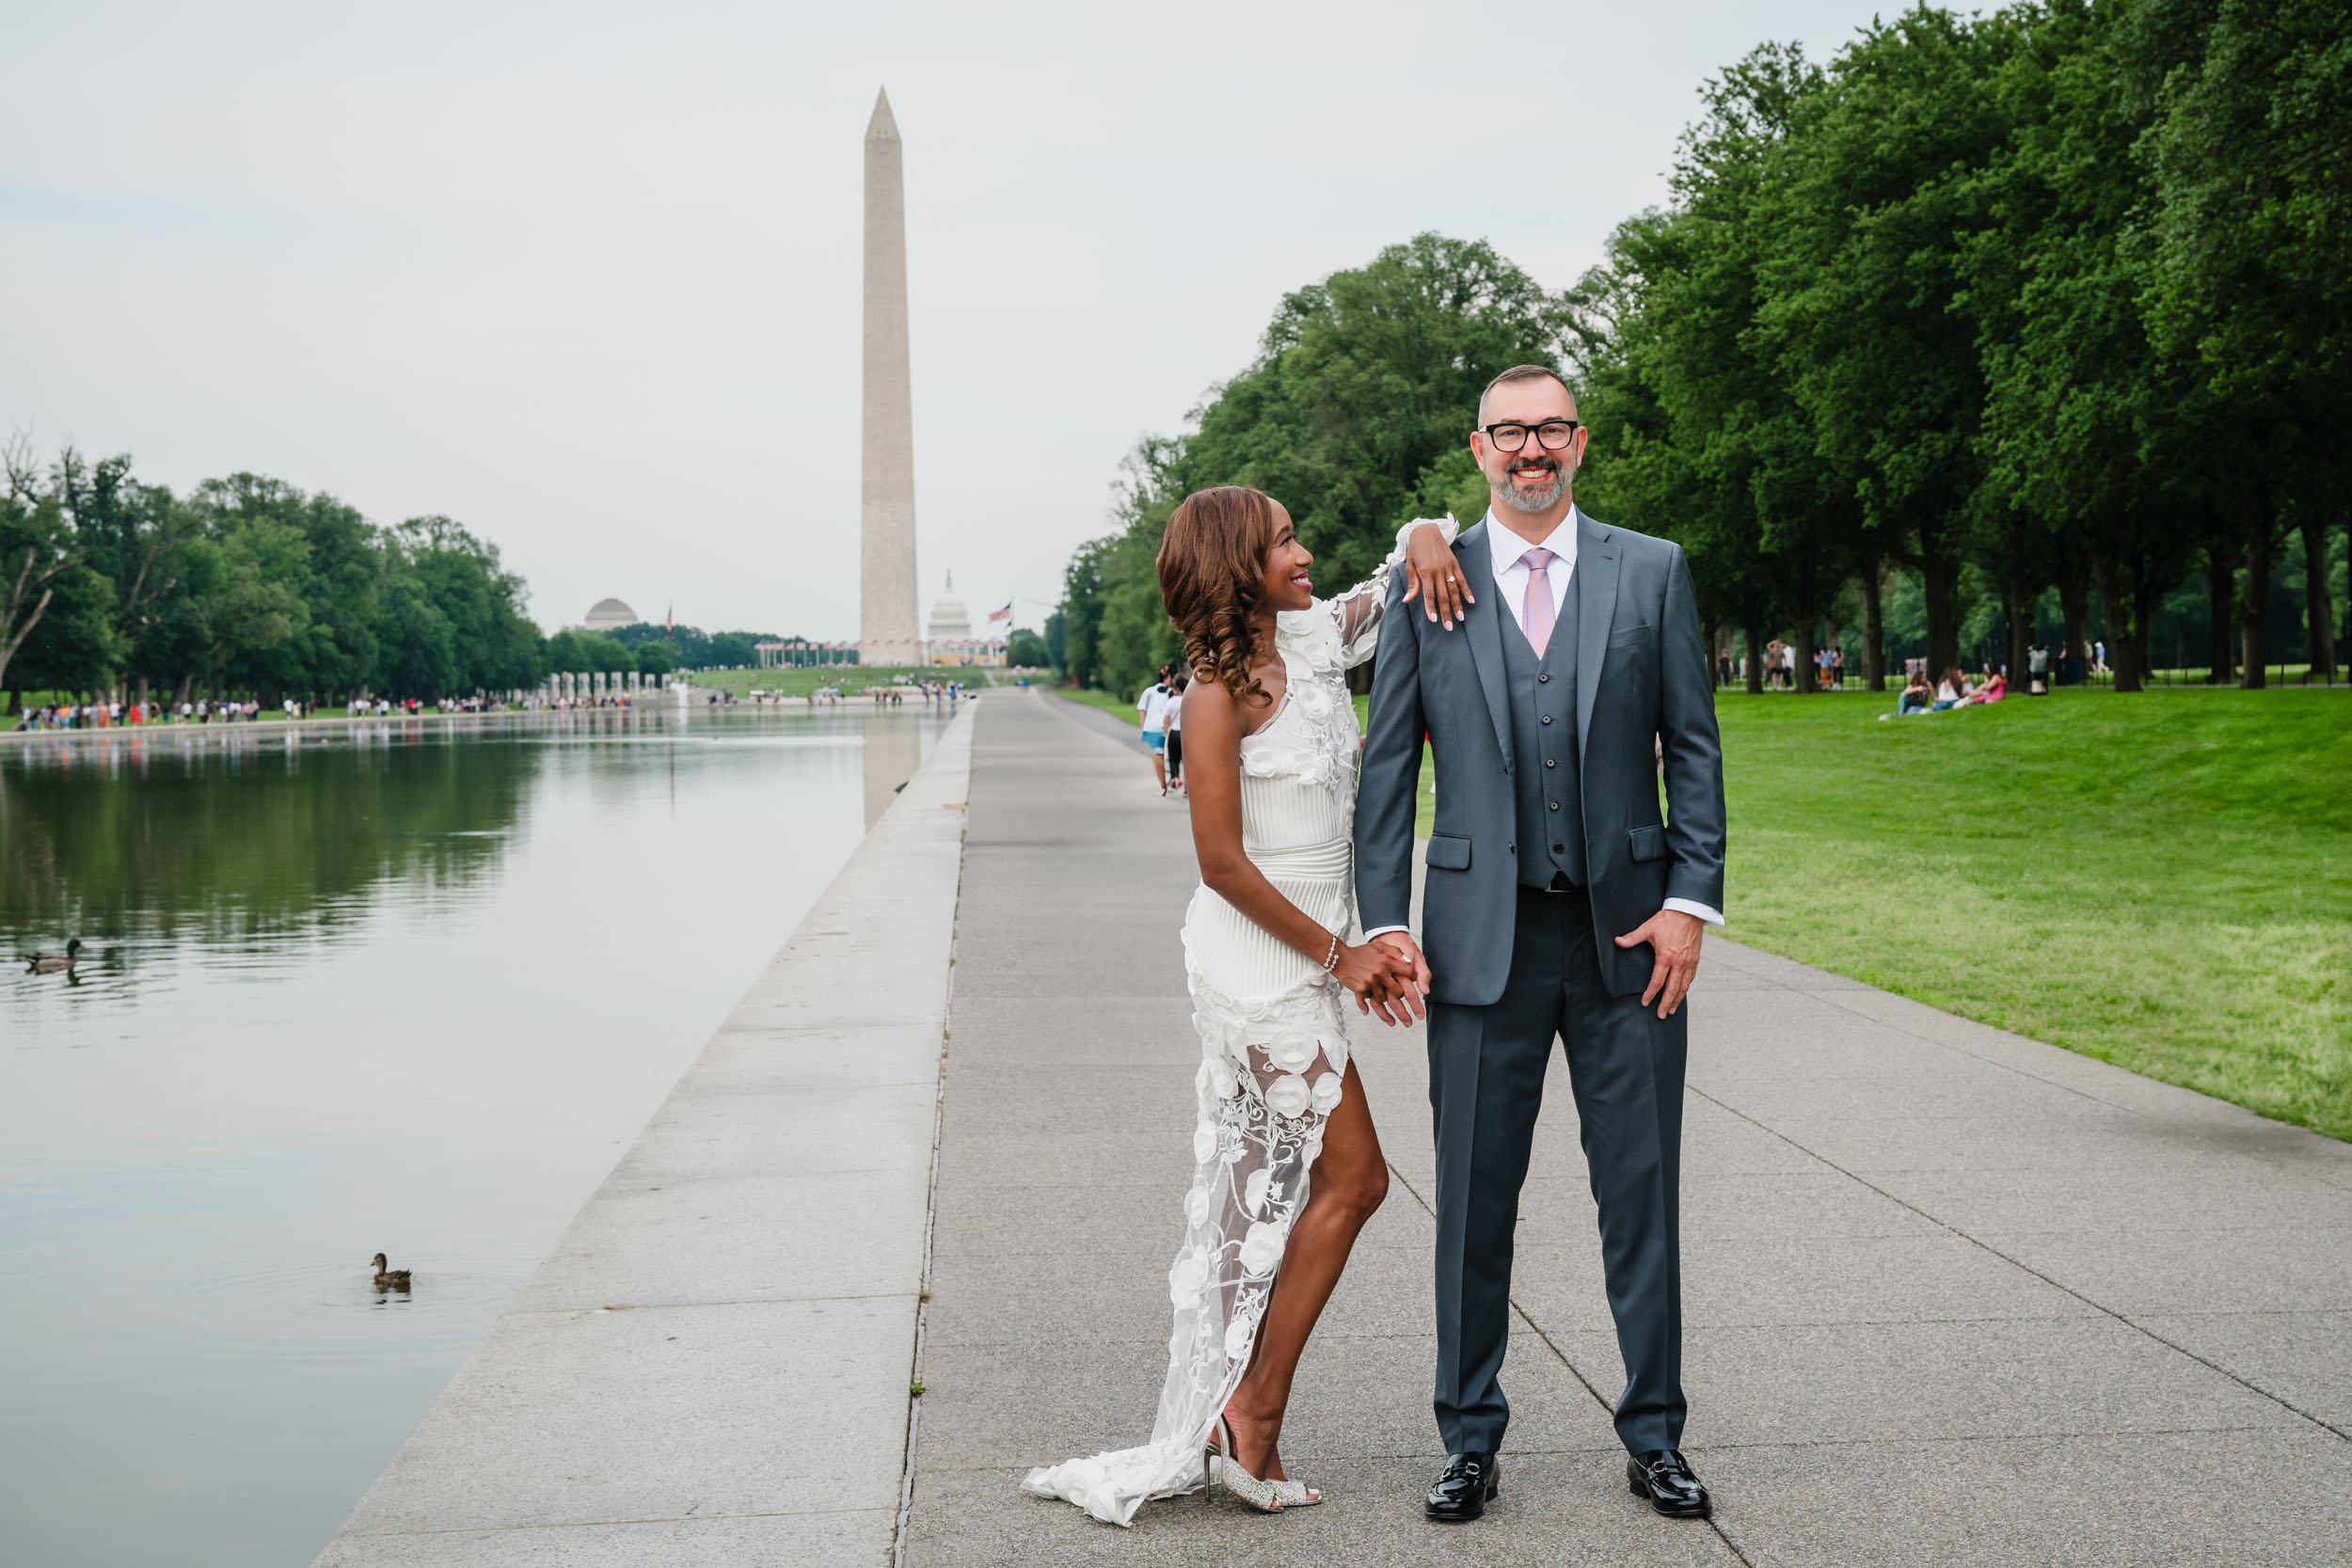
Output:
[909, 689, 2352, 1567]
[313, 705, 975, 1566]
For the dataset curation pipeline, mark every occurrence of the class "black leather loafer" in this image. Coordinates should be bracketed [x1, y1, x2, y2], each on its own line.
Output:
[1425, 1451, 1500, 1521]
[1627, 1449, 1710, 1517]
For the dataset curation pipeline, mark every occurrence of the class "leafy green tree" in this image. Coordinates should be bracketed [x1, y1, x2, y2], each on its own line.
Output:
[1, 457, 83, 696]
[632, 639, 675, 676]
[1962, 0, 2187, 691]
[2, 486, 119, 702]
[1183, 233, 1572, 588]
[1057, 532, 1115, 690]
[2128, 0, 2349, 683]
[1061, 235, 1572, 693]
[1756, 8, 2035, 680]
[703, 631, 759, 668]
[1578, 43, 1868, 692]
[192, 474, 383, 697]
[374, 570, 458, 698]
[209, 515, 315, 693]
[391, 516, 544, 692]
[1004, 627, 1050, 668]
[49, 449, 206, 701]
[545, 628, 635, 674]
[2, 442, 562, 705]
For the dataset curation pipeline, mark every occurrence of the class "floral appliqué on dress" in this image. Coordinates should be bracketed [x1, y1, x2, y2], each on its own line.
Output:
[1020, 515, 1455, 1527]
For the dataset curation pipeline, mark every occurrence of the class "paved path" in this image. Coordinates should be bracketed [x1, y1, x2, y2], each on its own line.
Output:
[909, 689, 2352, 1567]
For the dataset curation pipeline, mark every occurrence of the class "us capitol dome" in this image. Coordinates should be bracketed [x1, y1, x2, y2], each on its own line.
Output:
[925, 574, 970, 643]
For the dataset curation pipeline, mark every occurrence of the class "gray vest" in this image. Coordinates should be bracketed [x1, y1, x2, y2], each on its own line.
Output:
[1501, 569, 1586, 889]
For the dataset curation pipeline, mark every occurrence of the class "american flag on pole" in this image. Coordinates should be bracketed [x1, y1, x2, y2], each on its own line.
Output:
[988, 601, 1012, 624]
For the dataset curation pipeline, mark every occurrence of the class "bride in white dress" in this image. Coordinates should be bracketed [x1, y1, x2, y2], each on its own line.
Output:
[1023, 487, 1463, 1525]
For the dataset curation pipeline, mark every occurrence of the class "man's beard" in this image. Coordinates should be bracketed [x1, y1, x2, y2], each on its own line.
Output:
[1495, 455, 1568, 513]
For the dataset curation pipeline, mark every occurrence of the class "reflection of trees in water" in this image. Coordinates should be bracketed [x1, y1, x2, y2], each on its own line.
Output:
[0, 732, 538, 942]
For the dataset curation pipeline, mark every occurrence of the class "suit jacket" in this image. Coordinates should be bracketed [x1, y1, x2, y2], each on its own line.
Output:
[1354, 511, 1727, 1005]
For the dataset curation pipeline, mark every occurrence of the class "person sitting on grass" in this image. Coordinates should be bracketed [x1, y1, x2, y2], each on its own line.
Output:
[1895, 671, 1933, 716]
[1959, 670, 2007, 705]
[1931, 667, 1968, 711]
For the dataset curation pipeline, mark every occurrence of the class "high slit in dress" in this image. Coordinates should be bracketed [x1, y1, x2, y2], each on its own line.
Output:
[1020, 516, 1454, 1526]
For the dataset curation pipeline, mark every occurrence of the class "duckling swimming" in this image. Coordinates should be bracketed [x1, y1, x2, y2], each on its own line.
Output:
[371, 1253, 412, 1290]
[21, 938, 82, 974]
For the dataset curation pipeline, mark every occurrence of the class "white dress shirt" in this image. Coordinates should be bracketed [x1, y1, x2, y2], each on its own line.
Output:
[1487, 506, 1578, 637]
[1364, 507, 1724, 940]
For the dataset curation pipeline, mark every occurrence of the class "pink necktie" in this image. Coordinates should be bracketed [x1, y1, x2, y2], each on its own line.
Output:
[1518, 546, 1557, 656]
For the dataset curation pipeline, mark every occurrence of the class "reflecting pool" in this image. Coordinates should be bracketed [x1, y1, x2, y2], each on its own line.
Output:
[0, 704, 947, 1566]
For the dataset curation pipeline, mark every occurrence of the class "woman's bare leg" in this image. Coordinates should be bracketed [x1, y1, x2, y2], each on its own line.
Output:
[1224, 1061, 1389, 1481]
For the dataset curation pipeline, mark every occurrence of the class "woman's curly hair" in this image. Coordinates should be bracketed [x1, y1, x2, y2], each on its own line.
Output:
[1156, 485, 1279, 710]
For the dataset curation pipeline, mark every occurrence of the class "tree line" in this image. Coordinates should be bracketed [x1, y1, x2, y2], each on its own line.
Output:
[1060, 232, 1571, 698]
[0, 443, 784, 708]
[1059, 0, 2345, 698]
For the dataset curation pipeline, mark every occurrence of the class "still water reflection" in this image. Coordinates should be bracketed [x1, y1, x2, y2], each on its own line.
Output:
[0, 705, 946, 1567]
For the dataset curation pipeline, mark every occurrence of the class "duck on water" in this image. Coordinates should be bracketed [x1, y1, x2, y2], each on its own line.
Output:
[21, 938, 82, 973]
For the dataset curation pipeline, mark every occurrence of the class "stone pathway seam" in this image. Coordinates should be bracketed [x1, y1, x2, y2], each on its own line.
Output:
[894, 797, 969, 1568]
[1698, 955, 2162, 1122]
[902, 1418, 2297, 1478]
[1689, 1085, 2352, 1447]
[1385, 1161, 1756, 1566]
[1736, 966, 2352, 1195]
[333, 1505, 899, 1539]
[501, 1291, 924, 1316]
[1041, 689, 1152, 754]
[1663, 1425, 2299, 1452]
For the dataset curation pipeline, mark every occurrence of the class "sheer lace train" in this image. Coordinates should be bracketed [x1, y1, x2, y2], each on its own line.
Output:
[1019, 516, 1456, 1527]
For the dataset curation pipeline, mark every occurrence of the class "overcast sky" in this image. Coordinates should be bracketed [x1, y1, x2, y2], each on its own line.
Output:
[3, 1, 1893, 641]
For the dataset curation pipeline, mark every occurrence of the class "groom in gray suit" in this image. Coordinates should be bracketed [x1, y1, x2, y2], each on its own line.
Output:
[1355, 364, 1727, 1523]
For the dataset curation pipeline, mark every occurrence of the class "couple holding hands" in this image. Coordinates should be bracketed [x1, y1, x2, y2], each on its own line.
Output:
[1023, 364, 1728, 1530]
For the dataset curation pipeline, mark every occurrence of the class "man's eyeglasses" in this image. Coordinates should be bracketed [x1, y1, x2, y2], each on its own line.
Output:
[1478, 420, 1581, 452]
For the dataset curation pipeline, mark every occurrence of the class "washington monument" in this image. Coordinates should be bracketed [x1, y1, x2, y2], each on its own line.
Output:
[861, 87, 922, 668]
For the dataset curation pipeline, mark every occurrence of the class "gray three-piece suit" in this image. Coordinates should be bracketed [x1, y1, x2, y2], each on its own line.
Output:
[1354, 510, 1727, 1457]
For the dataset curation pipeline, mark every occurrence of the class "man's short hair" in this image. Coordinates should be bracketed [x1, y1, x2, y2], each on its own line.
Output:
[1478, 364, 1572, 417]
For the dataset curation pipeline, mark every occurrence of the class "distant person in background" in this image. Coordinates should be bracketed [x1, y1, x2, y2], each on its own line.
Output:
[1895, 671, 1934, 716]
[1959, 670, 2006, 705]
[1136, 667, 1174, 795]
[1932, 667, 1968, 711]
[1163, 670, 1189, 796]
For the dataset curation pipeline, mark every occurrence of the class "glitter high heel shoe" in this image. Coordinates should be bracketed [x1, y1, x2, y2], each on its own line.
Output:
[1204, 1415, 1285, 1513]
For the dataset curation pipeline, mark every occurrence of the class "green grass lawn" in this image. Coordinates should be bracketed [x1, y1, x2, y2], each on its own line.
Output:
[1336, 685, 2349, 1138]
[1089, 680, 2344, 1137]
[1057, 687, 1145, 724]
[1716, 688, 2349, 1139]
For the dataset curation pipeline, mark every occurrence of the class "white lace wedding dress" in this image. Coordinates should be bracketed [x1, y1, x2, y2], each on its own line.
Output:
[1021, 518, 1454, 1527]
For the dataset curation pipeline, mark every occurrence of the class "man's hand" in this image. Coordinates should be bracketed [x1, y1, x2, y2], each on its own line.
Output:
[1614, 909, 1704, 1019]
[1366, 931, 1433, 1021]
[1399, 521, 1471, 630]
